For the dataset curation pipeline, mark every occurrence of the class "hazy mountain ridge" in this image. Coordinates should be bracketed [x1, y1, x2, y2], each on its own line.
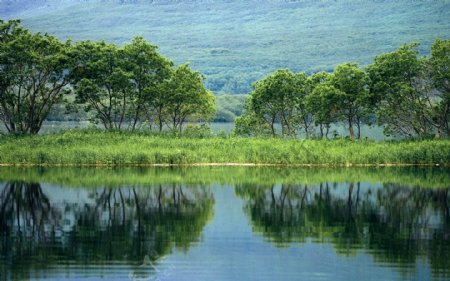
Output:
[1, 0, 449, 94]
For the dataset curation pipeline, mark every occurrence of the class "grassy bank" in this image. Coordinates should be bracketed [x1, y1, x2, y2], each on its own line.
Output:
[0, 130, 448, 166]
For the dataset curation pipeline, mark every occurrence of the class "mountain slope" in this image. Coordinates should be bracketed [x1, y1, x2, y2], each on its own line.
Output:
[2, 0, 449, 94]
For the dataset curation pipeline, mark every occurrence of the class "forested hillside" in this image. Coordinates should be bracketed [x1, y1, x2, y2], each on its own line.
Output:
[2, 0, 449, 94]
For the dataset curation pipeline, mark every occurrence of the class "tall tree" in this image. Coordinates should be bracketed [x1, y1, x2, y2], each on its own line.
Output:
[428, 38, 450, 137]
[0, 20, 73, 134]
[248, 69, 304, 136]
[294, 72, 313, 138]
[72, 41, 134, 129]
[306, 82, 340, 139]
[306, 71, 339, 138]
[161, 64, 216, 132]
[367, 43, 434, 138]
[123, 37, 173, 130]
[331, 63, 371, 140]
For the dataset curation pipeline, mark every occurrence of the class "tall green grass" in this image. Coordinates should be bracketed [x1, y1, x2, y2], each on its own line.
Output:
[0, 129, 448, 166]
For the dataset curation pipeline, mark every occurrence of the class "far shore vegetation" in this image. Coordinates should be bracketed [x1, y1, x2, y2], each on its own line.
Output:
[0, 20, 449, 166]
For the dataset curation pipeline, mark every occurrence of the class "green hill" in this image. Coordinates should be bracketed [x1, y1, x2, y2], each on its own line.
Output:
[2, 0, 449, 94]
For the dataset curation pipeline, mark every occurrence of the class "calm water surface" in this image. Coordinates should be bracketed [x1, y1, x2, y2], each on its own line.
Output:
[0, 167, 449, 281]
[0, 121, 389, 140]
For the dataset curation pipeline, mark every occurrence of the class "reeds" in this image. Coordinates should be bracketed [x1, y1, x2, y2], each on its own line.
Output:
[0, 130, 448, 166]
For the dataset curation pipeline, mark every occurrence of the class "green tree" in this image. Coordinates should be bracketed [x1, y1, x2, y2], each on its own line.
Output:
[306, 71, 339, 138]
[428, 38, 450, 137]
[368, 43, 434, 138]
[294, 72, 313, 138]
[250, 69, 296, 136]
[0, 20, 74, 134]
[122, 37, 173, 130]
[72, 41, 133, 129]
[235, 69, 312, 137]
[331, 63, 371, 140]
[306, 83, 340, 139]
[234, 101, 272, 137]
[160, 64, 216, 132]
[248, 69, 310, 137]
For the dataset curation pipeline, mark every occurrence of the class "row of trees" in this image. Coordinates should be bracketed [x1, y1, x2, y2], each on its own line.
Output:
[0, 20, 215, 134]
[236, 39, 450, 139]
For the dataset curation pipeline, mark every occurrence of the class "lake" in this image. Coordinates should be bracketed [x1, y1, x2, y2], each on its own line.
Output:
[0, 121, 391, 140]
[1, 167, 449, 281]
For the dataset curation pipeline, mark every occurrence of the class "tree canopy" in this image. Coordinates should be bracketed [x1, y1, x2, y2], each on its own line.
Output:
[0, 20, 215, 134]
[236, 39, 449, 139]
[0, 19, 74, 134]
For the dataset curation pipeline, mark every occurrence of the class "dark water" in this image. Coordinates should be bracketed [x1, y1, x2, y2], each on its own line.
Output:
[0, 167, 449, 281]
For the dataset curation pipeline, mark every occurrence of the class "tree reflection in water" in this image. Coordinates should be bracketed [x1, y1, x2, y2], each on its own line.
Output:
[0, 181, 214, 281]
[236, 182, 450, 280]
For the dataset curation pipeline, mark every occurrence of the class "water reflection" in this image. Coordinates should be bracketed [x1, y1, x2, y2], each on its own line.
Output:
[236, 182, 450, 279]
[0, 182, 214, 281]
[1, 167, 449, 281]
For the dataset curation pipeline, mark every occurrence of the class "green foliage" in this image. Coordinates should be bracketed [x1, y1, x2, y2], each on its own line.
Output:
[159, 64, 216, 132]
[182, 124, 214, 138]
[234, 111, 271, 137]
[0, 130, 448, 166]
[215, 94, 247, 122]
[0, 19, 74, 134]
[0, 20, 216, 134]
[428, 38, 450, 137]
[6, 0, 449, 94]
[238, 40, 448, 140]
[368, 43, 436, 138]
[239, 69, 312, 137]
[71, 38, 174, 130]
[238, 64, 374, 139]
[123, 36, 174, 128]
[305, 82, 339, 138]
[331, 62, 372, 140]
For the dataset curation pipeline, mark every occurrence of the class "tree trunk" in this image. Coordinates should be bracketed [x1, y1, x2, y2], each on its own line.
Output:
[436, 101, 449, 138]
[356, 117, 361, 140]
[270, 117, 276, 136]
[303, 117, 309, 139]
[158, 118, 163, 132]
[348, 116, 355, 141]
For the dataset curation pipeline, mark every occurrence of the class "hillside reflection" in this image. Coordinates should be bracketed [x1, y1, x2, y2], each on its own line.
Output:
[236, 182, 450, 279]
[0, 182, 214, 281]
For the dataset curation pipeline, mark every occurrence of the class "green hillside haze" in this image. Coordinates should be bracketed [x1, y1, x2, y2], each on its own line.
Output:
[1, 0, 450, 94]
